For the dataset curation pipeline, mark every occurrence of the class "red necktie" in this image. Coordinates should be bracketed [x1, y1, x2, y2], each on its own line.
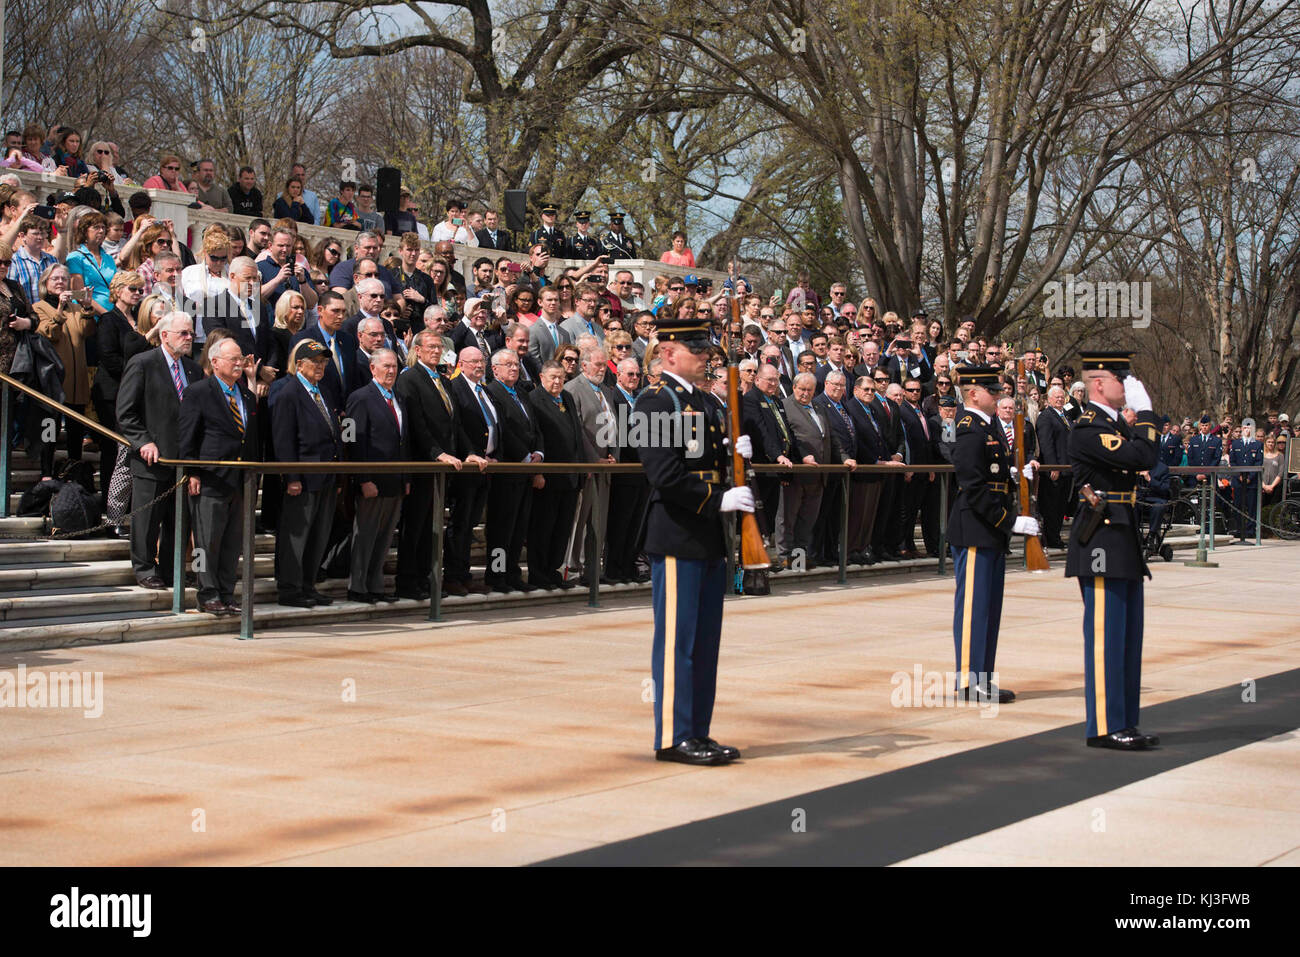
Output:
[387, 397, 398, 426]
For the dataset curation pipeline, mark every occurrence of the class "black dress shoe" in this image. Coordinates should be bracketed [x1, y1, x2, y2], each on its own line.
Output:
[1086, 728, 1150, 750]
[1135, 728, 1160, 747]
[199, 598, 226, 615]
[395, 588, 429, 601]
[506, 577, 536, 593]
[555, 578, 577, 591]
[701, 737, 740, 761]
[373, 592, 400, 604]
[306, 591, 334, 606]
[223, 599, 242, 615]
[137, 576, 169, 590]
[347, 590, 377, 604]
[655, 739, 728, 766]
[443, 580, 468, 597]
[279, 595, 316, 609]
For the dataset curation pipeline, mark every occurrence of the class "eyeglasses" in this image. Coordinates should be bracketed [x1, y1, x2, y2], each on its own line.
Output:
[126, 286, 145, 293]
[172, 330, 195, 337]
[904, 387, 921, 393]
[0, 260, 10, 266]
[873, 376, 890, 383]
[561, 356, 578, 363]
[669, 285, 684, 292]
[95, 149, 112, 155]
[209, 254, 227, 262]
[164, 165, 180, 171]
[612, 343, 630, 350]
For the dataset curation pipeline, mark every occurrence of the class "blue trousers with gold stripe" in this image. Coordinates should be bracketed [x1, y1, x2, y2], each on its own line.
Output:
[951, 545, 1006, 690]
[1080, 576, 1144, 737]
[650, 554, 726, 751]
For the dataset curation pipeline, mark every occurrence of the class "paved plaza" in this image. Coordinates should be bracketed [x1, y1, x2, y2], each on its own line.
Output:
[1, 543, 1296, 866]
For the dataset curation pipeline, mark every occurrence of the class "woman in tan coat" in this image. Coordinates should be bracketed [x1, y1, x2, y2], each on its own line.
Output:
[34, 262, 94, 476]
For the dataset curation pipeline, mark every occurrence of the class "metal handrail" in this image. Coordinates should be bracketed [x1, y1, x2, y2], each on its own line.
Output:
[1, 371, 1273, 641]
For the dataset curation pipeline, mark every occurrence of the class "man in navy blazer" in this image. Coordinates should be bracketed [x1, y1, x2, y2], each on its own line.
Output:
[269, 340, 343, 608]
[290, 290, 355, 411]
[345, 348, 409, 603]
[178, 338, 261, 615]
[812, 369, 857, 563]
[845, 376, 894, 563]
[446, 346, 498, 594]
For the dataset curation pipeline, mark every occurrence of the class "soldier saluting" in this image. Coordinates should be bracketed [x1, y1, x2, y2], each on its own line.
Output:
[601, 211, 637, 260]
[1066, 350, 1160, 751]
[638, 314, 755, 765]
[947, 365, 1040, 703]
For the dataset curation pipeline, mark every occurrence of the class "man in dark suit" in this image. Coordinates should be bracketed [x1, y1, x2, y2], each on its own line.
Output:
[205, 257, 276, 366]
[291, 291, 354, 411]
[349, 316, 386, 394]
[869, 369, 906, 559]
[605, 357, 651, 583]
[1229, 421, 1264, 540]
[447, 346, 498, 595]
[742, 362, 795, 543]
[527, 360, 584, 589]
[177, 338, 261, 616]
[846, 376, 894, 563]
[474, 209, 515, 251]
[342, 278, 399, 350]
[814, 336, 856, 396]
[812, 369, 857, 563]
[781, 372, 856, 567]
[503, 321, 540, 392]
[116, 311, 203, 589]
[897, 377, 941, 557]
[483, 348, 544, 592]
[1036, 385, 1073, 547]
[269, 340, 343, 608]
[344, 348, 408, 603]
[451, 299, 504, 380]
[393, 332, 477, 600]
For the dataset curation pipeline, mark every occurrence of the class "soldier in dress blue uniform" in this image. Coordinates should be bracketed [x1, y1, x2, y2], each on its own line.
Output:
[529, 202, 566, 258]
[639, 315, 755, 765]
[1157, 416, 1183, 493]
[1229, 420, 1264, 540]
[601, 211, 637, 260]
[565, 210, 602, 261]
[946, 365, 1041, 703]
[1066, 350, 1161, 751]
[1186, 415, 1221, 482]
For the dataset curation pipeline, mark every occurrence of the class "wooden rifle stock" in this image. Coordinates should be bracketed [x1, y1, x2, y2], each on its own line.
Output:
[728, 281, 769, 571]
[1014, 359, 1050, 571]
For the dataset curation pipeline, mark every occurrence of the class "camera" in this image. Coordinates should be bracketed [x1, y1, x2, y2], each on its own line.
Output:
[94, 171, 113, 186]
[31, 205, 56, 220]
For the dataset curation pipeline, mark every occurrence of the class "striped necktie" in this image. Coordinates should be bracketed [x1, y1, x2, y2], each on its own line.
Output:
[227, 387, 244, 435]
[171, 359, 184, 398]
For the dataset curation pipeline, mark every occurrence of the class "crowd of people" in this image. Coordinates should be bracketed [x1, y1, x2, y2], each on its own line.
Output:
[0, 138, 1294, 615]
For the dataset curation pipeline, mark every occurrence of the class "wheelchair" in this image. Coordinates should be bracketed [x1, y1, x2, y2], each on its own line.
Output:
[1136, 482, 1175, 562]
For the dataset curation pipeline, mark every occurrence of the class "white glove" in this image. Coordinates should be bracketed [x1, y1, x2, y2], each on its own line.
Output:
[735, 434, 753, 460]
[1012, 516, 1040, 536]
[1023, 462, 1035, 482]
[1009, 466, 1019, 482]
[1124, 376, 1153, 413]
[720, 487, 755, 513]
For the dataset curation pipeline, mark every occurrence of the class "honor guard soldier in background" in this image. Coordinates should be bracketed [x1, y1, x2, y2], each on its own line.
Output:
[529, 202, 566, 258]
[565, 210, 602, 261]
[1229, 419, 1263, 541]
[601, 211, 637, 260]
[639, 314, 755, 766]
[1066, 350, 1161, 751]
[947, 365, 1040, 703]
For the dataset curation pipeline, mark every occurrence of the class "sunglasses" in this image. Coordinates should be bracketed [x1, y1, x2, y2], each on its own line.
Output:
[0, 259, 10, 266]
[209, 254, 227, 262]
[874, 376, 889, 383]
[164, 165, 180, 171]
[905, 387, 921, 393]
[612, 343, 630, 349]
[126, 286, 145, 293]
[561, 355, 578, 362]
[95, 149, 112, 155]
